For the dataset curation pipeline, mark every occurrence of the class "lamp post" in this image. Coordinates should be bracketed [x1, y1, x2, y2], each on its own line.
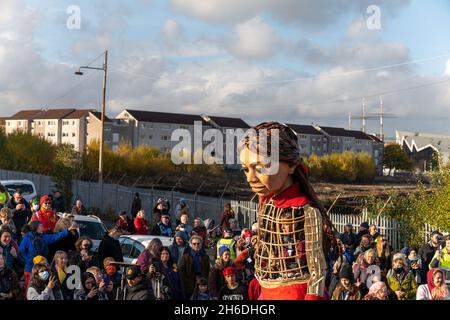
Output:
[75, 50, 108, 185]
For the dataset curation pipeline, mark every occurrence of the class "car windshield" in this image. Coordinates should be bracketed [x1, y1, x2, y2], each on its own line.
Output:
[76, 220, 107, 240]
[5, 184, 34, 195]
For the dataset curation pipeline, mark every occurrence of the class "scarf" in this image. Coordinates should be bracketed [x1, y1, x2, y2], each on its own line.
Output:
[427, 268, 438, 293]
[191, 250, 203, 274]
[57, 266, 67, 284]
[260, 182, 311, 208]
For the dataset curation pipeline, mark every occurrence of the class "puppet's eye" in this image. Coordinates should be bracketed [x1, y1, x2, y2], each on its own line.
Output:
[241, 166, 249, 173]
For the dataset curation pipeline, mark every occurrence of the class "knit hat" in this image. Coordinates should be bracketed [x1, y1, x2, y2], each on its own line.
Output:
[360, 222, 369, 230]
[40, 195, 51, 206]
[175, 230, 187, 242]
[338, 264, 354, 281]
[243, 230, 252, 240]
[223, 266, 236, 277]
[33, 255, 46, 265]
[392, 253, 407, 266]
[219, 246, 230, 258]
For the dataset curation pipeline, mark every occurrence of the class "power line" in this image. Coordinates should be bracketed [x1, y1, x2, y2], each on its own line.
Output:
[108, 52, 450, 86]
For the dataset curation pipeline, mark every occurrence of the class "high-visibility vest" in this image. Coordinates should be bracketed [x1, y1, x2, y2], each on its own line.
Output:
[216, 238, 237, 260]
[0, 192, 10, 205]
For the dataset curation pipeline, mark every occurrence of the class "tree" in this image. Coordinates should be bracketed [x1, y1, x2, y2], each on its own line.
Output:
[383, 144, 412, 175]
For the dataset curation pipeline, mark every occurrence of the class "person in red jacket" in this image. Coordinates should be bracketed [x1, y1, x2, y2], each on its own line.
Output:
[239, 122, 338, 300]
[134, 210, 149, 235]
[31, 195, 58, 234]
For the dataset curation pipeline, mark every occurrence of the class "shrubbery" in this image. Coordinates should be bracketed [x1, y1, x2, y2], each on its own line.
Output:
[304, 151, 375, 183]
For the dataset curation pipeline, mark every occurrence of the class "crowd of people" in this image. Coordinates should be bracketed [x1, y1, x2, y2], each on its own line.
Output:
[0, 187, 449, 301]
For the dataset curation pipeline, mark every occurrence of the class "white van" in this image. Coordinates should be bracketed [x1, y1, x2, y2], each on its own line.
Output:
[0, 180, 37, 203]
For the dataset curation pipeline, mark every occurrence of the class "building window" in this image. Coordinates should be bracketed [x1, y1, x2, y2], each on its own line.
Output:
[113, 133, 119, 143]
[72, 133, 76, 137]
[180, 125, 189, 130]
[149, 135, 153, 140]
[18, 121, 22, 127]
[105, 127, 111, 131]
[141, 123, 146, 128]
[161, 124, 171, 130]
[161, 135, 170, 141]
[47, 132, 56, 137]
[140, 135, 145, 139]
[7, 122, 10, 126]
[72, 121, 75, 126]
[62, 133, 68, 137]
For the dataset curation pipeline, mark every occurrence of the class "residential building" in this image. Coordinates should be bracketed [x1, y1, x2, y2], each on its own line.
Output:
[5, 110, 43, 134]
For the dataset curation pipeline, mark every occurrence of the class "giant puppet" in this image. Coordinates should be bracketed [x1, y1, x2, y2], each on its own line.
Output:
[239, 122, 338, 300]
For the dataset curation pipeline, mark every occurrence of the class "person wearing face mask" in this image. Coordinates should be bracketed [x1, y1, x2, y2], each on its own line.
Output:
[30, 199, 40, 219]
[20, 220, 75, 288]
[26, 263, 61, 300]
[31, 195, 58, 234]
[97, 227, 124, 267]
[386, 253, 418, 300]
[102, 257, 122, 300]
[69, 236, 100, 273]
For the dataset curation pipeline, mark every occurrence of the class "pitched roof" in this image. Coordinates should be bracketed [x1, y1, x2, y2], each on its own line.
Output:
[367, 134, 383, 143]
[209, 116, 250, 128]
[287, 124, 322, 135]
[346, 130, 373, 140]
[123, 109, 249, 128]
[34, 108, 76, 119]
[7, 110, 43, 120]
[317, 126, 354, 137]
[63, 109, 94, 119]
[88, 111, 112, 123]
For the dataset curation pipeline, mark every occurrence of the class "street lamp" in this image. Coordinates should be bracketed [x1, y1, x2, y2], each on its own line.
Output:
[75, 50, 108, 185]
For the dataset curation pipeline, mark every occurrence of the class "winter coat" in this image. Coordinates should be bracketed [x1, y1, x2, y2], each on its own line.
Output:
[331, 283, 362, 300]
[191, 226, 207, 243]
[69, 251, 100, 274]
[151, 222, 174, 237]
[7, 198, 32, 240]
[386, 269, 418, 300]
[71, 205, 87, 216]
[137, 250, 156, 274]
[208, 259, 231, 299]
[340, 232, 357, 250]
[126, 278, 155, 300]
[179, 250, 211, 297]
[51, 263, 74, 301]
[73, 288, 108, 300]
[418, 242, 439, 279]
[0, 242, 18, 270]
[31, 209, 58, 234]
[130, 197, 142, 218]
[27, 286, 61, 300]
[169, 243, 190, 267]
[52, 196, 66, 214]
[0, 267, 20, 299]
[97, 233, 123, 267]
[161, 263, 185, 300]
[19, 230, 69, 273]
[134, 217, 149, 235]
[248, 276, 261, 300]
[48, 229, 79, 262]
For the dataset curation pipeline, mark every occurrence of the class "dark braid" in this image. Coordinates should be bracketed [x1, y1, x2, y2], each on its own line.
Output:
[241, 121, 340, 256]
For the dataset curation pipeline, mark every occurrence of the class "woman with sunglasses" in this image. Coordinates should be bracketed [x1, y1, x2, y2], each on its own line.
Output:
[31, 195, 58, 234]
[179, 235, 210, 298]
[375, 235, 393, 274]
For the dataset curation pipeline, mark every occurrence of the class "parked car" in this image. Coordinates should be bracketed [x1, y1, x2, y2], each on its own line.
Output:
[0, 180, 37, 202]
[118, 235, 173, 264]
[57, 213, 108, 252]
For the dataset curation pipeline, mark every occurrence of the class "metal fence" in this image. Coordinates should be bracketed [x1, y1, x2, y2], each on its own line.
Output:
[0, 168, 445, 248]
[0, 169, 229, 224]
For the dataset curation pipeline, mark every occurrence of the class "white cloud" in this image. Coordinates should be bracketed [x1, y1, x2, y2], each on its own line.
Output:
[229, 17, 278, 59]
[162, 19, 182, 42]
[445, 59, 450, 76]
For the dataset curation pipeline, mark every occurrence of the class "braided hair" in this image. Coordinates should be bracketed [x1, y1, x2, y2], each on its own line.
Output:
[240, 121, 339, 256]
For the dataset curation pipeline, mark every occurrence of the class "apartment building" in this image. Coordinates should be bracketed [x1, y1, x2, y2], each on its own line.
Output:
[115, 109, 250, 156]
[86, 111, 133, 151]
[5, 110, 43, 134]
[32, 109, 77, 145]
[287, 124, 384, 175]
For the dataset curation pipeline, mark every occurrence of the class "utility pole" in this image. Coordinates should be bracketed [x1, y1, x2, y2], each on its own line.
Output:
[348, 114, 352, 130]
[75, 50, 108, 184]
[362, 97, 366, 133]
[379, 96, 384, 141]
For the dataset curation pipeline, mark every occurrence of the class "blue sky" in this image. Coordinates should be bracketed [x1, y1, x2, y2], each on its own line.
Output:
[1, 0, 450, 137]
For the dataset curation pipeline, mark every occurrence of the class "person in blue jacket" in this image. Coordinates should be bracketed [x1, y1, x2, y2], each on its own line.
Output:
[19, 220, 74, 288]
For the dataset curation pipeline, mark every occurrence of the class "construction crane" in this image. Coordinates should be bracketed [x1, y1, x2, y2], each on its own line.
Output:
[348, 97, 397, 141]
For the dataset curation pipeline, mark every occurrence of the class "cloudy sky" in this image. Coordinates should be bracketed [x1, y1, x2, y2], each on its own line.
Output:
[1, 0, 450, 138]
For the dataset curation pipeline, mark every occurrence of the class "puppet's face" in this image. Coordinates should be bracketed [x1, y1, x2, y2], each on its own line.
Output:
[240, 148, 294, 196]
